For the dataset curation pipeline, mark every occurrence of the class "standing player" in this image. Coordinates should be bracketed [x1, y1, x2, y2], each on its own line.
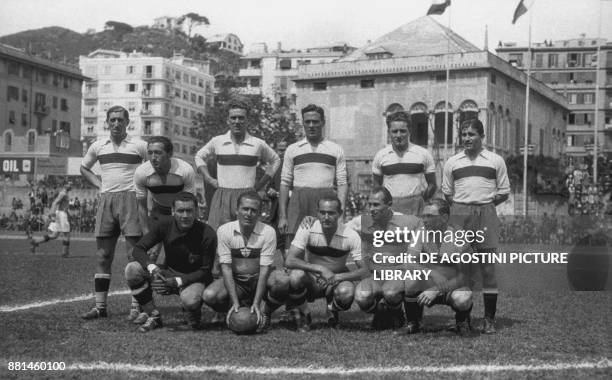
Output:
[278, 104, 348, 243]
[372, 111, 436, 215]
[125, 192, 217, 332]
[28, 182, 72, 257]
[442, 119, 510, 334]
[80, 105, 148, 320]
[282, 197, 366, 331]
[350, 187, 423, 330]
[131, 136, 196, 320]
[201, 191, 276, 329]
[194, 98, 280, 229]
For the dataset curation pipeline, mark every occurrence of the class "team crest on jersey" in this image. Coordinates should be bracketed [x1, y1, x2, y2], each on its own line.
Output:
[240, 247, 252, 257]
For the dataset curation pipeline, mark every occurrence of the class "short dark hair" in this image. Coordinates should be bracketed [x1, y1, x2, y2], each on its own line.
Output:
[237, 190, 262, 210]
[425, 198, 450, 216]
[227, 97, 251, 113]
[318, 196, 342, 213]
[301, 104, 325, 122]
[173, 192, 198, 209]
[385, 111, 411, 129]
[147, 136, 173, 155]
[370, 186, 393, 205]
[460, 118, 484, 136]
[106, 105, 129, 121]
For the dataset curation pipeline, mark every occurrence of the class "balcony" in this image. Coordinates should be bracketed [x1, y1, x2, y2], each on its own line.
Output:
[239, 68, 262, 77]
[83, 91, 98, 100]
[142, 72, 170, 82]
[33, 104, 50, 116]
[0, 134, 82, 156]
[141, 89, 166, 99]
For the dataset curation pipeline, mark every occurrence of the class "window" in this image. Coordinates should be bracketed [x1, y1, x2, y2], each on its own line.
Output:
[568, 93, 577, 104]
[279, 59, 292, 70]
[21, 113, 27, 127]
[175, 88, 181, 98]
[182, 127, 188, 136]
[87, 125, 94, 134]
[198, 79, 204, 88]
[190, 110, 195, 119]
[183, 90, 188, 100]
[249, 78, 260, 87]
[8, 111, 16, 124]
[198, 95, 204, 105]
[182, 108, 188, 118]
[508, 53, 523, 67]
[183, 74, 189, 83]
[144, 65, 153, 78]
[173, 143, 180, 153]
[182, 145, 187, 154]
[4, 131, 12, 151]
[8, 61, 20, 75]
[59, 121, 71, 133]
[126, 65, 135, 74]
[535, 53, 543, 68]
[360, 79, 375, 88]
[175, 71, 182, 81]
[191, 93, 196, 103]
[143, 121, 152, 135]
[567, 53, 579, 67]
[52, 97, 58, 109]
[27, 131, 35, 152]
[313, 82, 327, 91]
[126, 83, 137, 92]
[7, 86, 20, 101]
[175, 106, 181, 116]
[435, 74, 446, 82]
[22, 66, 32, 79]
[103, 66, 112, 75]
[250, 59, 261, 69]
[63, 78, 70, 89]
[548, 54, 558, 68]
[584, 93, 594, 104]
[191, 76, 196, 85]
[491, 73, 497, 84]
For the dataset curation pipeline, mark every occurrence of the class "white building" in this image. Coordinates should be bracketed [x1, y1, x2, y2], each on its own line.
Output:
[207, 33, 243, 55]
[238, 43, 355, 111]
[79, 49, 214, 163]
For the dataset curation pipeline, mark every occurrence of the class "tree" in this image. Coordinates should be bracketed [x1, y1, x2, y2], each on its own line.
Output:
[104, 21, 133, 34]
[177, 13, 210, 38]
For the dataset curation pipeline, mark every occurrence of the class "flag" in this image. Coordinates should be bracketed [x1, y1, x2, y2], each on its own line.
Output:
[427, 0, 451, 16]
[512, 0, 528, 24]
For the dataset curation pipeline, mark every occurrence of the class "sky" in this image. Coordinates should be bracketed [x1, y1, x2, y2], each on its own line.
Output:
[0, 0, 610, 53]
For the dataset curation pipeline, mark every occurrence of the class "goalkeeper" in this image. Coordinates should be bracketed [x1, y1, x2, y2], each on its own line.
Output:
[124, 192, 217, 333]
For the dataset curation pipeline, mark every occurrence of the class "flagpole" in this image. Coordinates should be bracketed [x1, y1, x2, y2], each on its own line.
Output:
[593, 0, 603, 185]
[522, 5, 532, 217]
[443, 5, 452, 160]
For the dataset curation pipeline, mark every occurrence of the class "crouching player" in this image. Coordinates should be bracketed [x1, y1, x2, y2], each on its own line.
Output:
[201, 191, 276, 331]
[349, 187, 423, 330]
[398, 198, 473, 336]
[282, 196, 367, 331]
[125, 192, 217, 332]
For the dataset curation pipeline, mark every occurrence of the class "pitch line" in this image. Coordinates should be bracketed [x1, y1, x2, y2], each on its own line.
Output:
[0, 290, 130, 312]
[67, 359, 612, 374]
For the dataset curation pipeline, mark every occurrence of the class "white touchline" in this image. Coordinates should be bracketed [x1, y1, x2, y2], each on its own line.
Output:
[67, 359, 612, 374]
[0, 290, 131, 312]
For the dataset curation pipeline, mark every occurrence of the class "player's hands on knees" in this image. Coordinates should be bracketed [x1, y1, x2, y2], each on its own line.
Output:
[319, 267, 335, 283]
[417, 289, 440, 306]
[251, 304, 262, 326]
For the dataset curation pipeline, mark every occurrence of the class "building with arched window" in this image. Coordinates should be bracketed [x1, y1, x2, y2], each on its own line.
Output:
[294, 17, 568, 190]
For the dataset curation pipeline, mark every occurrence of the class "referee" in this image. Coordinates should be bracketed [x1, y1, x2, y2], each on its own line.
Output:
[441, 118, 510, 334]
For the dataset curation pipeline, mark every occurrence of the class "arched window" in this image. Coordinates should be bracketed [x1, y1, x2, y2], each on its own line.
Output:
[409, 102, 428, 147]
[384, 103, 404, 116]
[4, 131, 13, 152]
[434, 101, 453, 145]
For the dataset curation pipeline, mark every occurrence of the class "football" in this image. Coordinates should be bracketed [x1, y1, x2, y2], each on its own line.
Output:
[227, 307, 259, 335]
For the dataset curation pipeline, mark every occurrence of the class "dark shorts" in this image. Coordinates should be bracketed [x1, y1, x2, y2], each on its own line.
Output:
[208, 187, 253, 229]
[448, 202, 500, 250]
[148, 205, 174, 231]
[95, 191, 141, 237]
[287, 187, 336, 234]
[234, 273, 260, 306]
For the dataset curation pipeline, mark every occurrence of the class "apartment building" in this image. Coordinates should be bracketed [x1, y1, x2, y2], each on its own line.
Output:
[79, 49, 214, 163]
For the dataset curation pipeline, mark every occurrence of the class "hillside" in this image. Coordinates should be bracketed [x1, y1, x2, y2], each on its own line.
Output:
[0, 25, 239, 75]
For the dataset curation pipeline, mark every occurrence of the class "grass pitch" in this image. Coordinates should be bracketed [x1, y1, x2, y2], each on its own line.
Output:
[0, 237, 610, 379]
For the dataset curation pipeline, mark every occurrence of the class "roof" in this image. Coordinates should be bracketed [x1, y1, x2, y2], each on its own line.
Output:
[340, 16, 481, 61]
[0, 43, 87, 80]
